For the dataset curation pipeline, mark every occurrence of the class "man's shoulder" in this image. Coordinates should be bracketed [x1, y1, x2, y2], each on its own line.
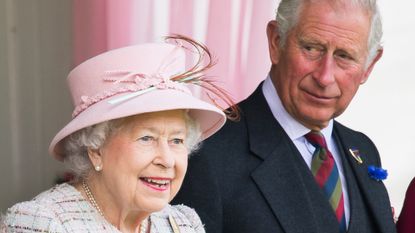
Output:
[333, 120, 379, 158]
[207, 86, 268, 141]
[334, 120, 373, 142]
[202, 105, 251, 152]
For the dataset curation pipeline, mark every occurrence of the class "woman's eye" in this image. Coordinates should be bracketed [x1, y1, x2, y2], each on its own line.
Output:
[137, 136, 155, 145]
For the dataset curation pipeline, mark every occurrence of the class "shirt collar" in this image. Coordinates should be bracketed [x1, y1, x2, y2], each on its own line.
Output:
[262, 74, 333, 141]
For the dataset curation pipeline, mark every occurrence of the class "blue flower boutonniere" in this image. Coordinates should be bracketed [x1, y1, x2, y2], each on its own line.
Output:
[368, 165, 388, 181]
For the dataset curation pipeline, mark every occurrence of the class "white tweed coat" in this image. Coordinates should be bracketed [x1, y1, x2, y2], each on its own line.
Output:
[1, 183, 205, 233]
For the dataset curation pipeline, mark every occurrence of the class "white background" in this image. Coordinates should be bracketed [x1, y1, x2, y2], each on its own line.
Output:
[337, 0, 415, 214]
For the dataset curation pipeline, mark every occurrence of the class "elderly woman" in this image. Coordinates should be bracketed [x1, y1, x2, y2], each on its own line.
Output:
[1, 35, 233, 232]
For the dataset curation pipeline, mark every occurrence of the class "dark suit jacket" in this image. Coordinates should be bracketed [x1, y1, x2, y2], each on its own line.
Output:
[173, 83, 396, 233]
[397, 177, 415, 233]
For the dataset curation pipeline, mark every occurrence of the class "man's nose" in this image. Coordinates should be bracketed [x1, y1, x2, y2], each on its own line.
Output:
[312, 55, 336, 87]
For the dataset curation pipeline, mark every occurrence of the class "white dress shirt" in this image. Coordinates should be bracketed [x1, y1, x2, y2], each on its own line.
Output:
[262, 75, 350, 227]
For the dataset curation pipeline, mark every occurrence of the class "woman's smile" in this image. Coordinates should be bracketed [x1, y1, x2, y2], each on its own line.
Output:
[140, 177, 172, 192]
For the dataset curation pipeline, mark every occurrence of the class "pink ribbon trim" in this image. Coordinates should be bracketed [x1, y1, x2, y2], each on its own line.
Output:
[71, 70, 191, 118]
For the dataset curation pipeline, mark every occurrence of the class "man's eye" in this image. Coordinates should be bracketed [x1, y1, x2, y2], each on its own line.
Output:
[336, 52, 353, 61]
[301, 44, 322, 58]
[304, 45, 317, 52]
[170, 138, 184, 145]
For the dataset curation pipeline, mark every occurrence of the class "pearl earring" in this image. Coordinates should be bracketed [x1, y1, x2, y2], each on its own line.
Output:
[95, 165, 102, 171]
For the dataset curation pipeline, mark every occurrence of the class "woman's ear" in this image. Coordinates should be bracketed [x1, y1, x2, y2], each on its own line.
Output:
[87, 148, 103, 171]
[266, 20, 282, 65]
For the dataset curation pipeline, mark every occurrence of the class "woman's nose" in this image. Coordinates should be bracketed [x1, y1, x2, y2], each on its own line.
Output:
[153, 142, 175, 168]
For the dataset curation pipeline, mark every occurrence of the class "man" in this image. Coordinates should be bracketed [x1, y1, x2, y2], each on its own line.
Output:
[173, 0, 396, 232]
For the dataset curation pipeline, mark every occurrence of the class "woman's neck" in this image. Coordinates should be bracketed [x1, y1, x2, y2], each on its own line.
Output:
[119, 212, 150, 233]
[73, 178, 151, 232]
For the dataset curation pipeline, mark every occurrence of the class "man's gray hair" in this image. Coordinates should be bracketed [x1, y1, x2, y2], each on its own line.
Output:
[62, 112, 201, 181]
[276, 0, 382, 65]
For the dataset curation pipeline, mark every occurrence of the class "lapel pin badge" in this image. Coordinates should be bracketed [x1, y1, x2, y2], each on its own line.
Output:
[349, 148, 363, 164]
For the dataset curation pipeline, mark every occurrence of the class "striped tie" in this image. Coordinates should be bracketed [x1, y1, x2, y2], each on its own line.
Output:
[305, 131, 346, 232]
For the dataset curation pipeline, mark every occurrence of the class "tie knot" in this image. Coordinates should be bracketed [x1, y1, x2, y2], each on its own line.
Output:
[305, 131, 327, 149]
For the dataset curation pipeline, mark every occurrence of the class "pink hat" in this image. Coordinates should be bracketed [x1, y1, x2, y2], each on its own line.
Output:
[49, 39, 226, 161]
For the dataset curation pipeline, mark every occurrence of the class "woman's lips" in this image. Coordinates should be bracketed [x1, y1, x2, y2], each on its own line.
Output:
[140, 177, 171, 191]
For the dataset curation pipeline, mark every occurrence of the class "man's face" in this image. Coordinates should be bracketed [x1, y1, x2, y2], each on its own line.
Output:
[268, 1, 381, 130]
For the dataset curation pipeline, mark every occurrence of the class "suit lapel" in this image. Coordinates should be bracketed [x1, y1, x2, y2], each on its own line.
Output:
[334, 122, 394, 233]
[250, 139, 320, 233]
[242, 86, 336, 233]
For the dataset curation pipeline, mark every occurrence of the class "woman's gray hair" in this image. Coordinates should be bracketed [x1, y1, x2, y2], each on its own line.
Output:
[276, 0, 382, 66]
[62, 112, 202, 181]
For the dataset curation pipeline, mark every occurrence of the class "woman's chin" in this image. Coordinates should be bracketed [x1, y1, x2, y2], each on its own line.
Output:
[134, 196, 170, 213]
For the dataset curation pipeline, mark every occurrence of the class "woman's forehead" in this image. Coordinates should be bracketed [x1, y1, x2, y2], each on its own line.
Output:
[121, 110, 187, 131]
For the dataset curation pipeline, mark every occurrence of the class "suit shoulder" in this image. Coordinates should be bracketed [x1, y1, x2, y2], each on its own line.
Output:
[208, 97, 253, 138]
[334, 121, 381, 164]
[334, 121, 375, 145]
[208, 84, 267, 140]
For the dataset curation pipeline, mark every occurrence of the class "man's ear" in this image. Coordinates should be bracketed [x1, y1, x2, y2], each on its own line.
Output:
[266, 20, 282, 65]
[361, 48, 383, 84]
[87, 148, 103, 170]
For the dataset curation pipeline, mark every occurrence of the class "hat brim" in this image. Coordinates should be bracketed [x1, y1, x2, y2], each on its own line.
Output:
[49, 89, 226, 161]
